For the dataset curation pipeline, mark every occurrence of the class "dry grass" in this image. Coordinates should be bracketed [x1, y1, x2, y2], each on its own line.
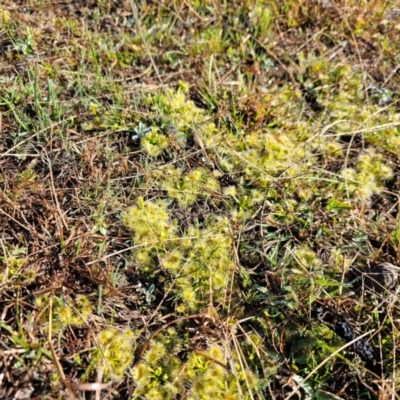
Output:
[1, 1, 400, 399]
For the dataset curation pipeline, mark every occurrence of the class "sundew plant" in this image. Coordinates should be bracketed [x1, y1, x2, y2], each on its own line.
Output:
[0, 1, 400, 399]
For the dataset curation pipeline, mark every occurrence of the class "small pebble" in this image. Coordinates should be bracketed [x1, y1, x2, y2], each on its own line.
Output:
[365, 262, 399, 293]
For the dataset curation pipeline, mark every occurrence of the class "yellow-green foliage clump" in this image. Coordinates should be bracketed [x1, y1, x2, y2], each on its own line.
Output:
[96, 328, 135, 380]
[0, 6, 10, 25]
[204, 126, 315, 189]
[153, 164, 265, 221]
[287, 245, 323, 297]
[180, 86, 341, 199]
[0, 246, 35, 284]
[329, 248, 352, 273]
[0, 256, 24, 280]
[153, 165, 220, 208]
[81, 102, 131, 132]
[121, 196, 177, 246]
[131, 329, 183, 399]
[141, 127, 169, 157]
[169, 217, 234, 313]
[122, 197, 234, 312]
[222, 185, 265, 222]
[144, 86, 340, 220]
[141, 79, 394, 225]
[310, 58, 400, 154]
[143, 82, 218, 153]
[148, 81, 205, 136]
[364, 114, 400, 154]
[341, 148, 393, 200]
[35, 295, 92, 332]
[132, 329, 259, 400]
[293, 245, 321, 271]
